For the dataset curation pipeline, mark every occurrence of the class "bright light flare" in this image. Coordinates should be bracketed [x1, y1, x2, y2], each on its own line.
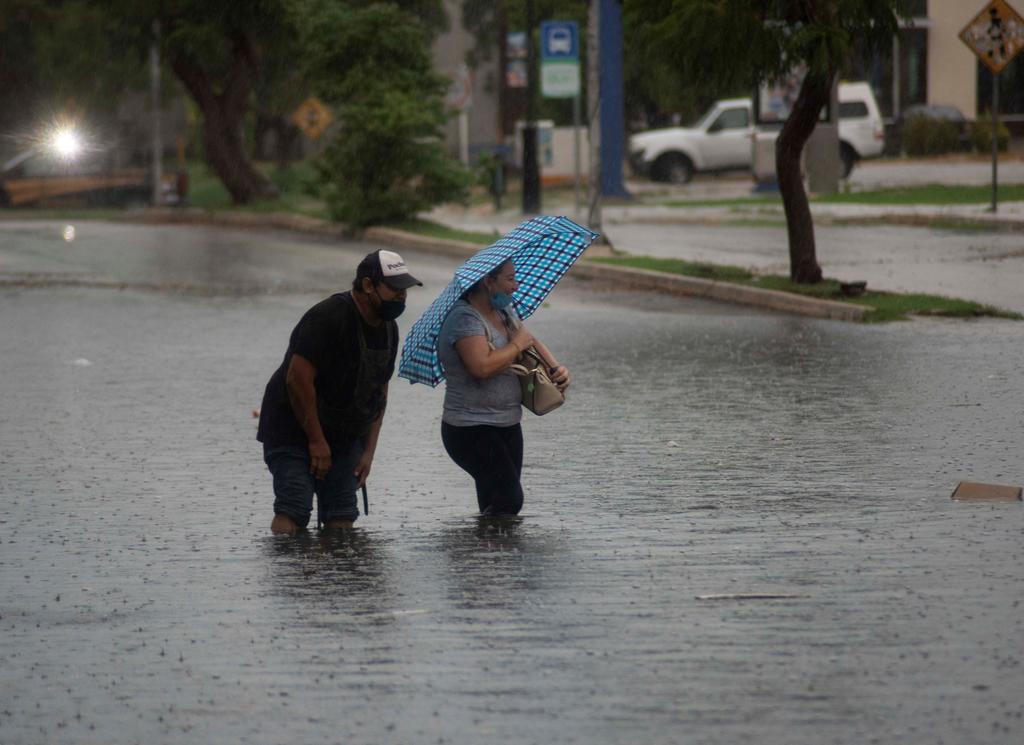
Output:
[49, 128, 83, 160]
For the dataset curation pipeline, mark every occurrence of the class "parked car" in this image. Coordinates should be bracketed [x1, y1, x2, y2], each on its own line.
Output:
[629, 81, 885, 183]
[0, 147, 171, 208]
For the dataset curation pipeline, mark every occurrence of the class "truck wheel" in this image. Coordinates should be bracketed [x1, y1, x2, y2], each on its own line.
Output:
[839, 143, 858, 179]
[654, 153, 694, 184]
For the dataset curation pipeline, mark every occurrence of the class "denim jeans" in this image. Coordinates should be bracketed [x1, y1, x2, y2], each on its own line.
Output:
[264, 441, 363, 527]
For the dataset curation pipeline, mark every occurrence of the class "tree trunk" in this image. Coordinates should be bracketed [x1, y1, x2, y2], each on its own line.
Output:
[170, 35, 278, 205]
[775, 72, 833, 283]
[253, 113, 271, 161]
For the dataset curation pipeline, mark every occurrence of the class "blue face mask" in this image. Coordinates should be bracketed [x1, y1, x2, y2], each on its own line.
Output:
[490, 292, 513, 310]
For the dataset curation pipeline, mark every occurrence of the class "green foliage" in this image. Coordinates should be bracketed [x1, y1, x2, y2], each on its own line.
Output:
[972, 114, 1010, 153]
[817, 183, 1024, 205]
[300, 3, 468, 226]
[625, 1, 906, 96]
[901, 115, 960, 156]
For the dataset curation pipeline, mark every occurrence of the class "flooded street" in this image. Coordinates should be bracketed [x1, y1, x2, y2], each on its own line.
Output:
[1, 222, 1022, 744]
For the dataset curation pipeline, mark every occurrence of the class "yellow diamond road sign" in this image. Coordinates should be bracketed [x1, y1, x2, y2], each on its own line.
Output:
[292, 97, 333, 141]
[960, 0, 1024, 74]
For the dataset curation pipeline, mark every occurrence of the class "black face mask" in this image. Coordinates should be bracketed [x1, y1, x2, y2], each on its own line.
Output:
[374, 287, 405, 321]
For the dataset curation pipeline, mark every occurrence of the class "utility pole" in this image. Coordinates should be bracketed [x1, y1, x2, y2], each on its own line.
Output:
[150, 19, 162, 207]
[598, 0, 628, 198]
[586, 0, 601, 233]
[521, 0, 541, 214]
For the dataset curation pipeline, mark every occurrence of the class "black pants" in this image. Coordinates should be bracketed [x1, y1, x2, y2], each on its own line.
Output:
[441, 422, 524, 515]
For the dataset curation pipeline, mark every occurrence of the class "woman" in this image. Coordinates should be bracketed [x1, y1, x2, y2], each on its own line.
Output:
[437, 260, 571, 515]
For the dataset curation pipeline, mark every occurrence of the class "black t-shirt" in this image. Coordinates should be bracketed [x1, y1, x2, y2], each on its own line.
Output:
[257, 292, 398, 448]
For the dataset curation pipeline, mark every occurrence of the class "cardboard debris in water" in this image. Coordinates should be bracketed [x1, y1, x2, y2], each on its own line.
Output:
[951, 480, 1022, 502]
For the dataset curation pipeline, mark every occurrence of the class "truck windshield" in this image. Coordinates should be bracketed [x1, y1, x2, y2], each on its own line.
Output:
[690, 105, 716, 129]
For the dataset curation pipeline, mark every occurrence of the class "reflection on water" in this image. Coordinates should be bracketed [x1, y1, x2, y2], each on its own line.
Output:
[3, 242, 1024, 745]
[437, 516, 547, 608]
[260, 528, 391, 608]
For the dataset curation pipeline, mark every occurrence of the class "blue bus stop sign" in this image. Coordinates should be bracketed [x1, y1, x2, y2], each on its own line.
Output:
[541, 21, 579, 61]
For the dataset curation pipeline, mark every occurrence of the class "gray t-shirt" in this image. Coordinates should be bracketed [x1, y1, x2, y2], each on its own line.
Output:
[438, 300, 523, 427]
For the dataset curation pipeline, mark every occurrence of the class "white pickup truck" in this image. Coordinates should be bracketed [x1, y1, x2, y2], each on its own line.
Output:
[628, 82, 885, 182]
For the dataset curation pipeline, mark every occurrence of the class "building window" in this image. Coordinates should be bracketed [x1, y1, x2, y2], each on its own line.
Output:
[899, 28, 928, 110]
[977, 58, 1024, 119]
[846, 27, 926, 120]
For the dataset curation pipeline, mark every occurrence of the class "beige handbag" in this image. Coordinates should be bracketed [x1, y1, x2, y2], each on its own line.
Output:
[480, 307, 565, 416]
[510, 346, 564, 416]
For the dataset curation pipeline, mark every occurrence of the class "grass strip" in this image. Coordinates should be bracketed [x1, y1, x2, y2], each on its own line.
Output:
[0, 208, 127, 221]
[659, 183, 1024, 210]
[386, 218, 496, 246]
[591, 255, 1021, 322]
[816, 183, 1024, 205]
[185, 161, 329, 219]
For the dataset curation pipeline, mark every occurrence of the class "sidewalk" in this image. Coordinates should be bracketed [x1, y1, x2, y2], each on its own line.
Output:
[423, 161, 1024, 317]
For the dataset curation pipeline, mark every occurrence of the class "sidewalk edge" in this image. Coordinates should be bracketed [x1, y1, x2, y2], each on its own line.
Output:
[573, 262, 869, 321]
[131, 209, 869, 321]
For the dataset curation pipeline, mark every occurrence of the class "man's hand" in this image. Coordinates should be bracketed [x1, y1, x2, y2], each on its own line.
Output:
[354, 450, 374, 489]
[309, 438, 332, 480]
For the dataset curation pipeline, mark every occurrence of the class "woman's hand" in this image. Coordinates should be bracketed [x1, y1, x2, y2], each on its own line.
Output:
[550, 364, 571, 392]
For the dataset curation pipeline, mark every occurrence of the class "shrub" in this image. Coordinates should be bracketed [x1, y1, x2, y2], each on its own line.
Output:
[972, 114, 1010, 153]
[316, 88, 469, 227]
[300, 2, 469, 227]
[901, 114, 959, 156]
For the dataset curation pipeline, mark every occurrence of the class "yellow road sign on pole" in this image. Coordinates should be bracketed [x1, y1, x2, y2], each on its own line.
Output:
[960, 0, 1024, 74]
[291, 97, 333, 141]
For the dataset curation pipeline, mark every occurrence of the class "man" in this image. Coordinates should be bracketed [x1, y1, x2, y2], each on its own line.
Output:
[257, 249, 422, 534]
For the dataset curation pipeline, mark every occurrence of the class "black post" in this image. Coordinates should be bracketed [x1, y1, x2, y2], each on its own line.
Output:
[991, 72, 999, 213]
[522, 0, 541, 214]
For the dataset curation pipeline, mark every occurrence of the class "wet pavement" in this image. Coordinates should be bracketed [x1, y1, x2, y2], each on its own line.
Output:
[2, 221, 1023, 744]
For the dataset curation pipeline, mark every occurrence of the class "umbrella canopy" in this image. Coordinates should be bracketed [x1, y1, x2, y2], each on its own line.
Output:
[399, 215, 599, 387]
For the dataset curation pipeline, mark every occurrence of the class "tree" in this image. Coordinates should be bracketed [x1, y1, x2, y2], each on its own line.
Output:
[0, 1, 148, 146]
[251, 0, 449, 166]
[4, 1, 451, 207]
[625, 1, 907, 283]
[44, 0, 292, 203]
[299, 1, 468, 226]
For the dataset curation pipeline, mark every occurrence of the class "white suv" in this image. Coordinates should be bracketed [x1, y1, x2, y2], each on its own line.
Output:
[628, 81, 885, 183]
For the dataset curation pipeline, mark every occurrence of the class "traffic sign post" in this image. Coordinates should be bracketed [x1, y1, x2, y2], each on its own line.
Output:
[540, 21, 582, 212]
[960, 0, 1024, 212]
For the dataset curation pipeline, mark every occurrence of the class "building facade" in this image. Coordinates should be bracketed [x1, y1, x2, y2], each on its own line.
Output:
[856, 0, 1024, 126]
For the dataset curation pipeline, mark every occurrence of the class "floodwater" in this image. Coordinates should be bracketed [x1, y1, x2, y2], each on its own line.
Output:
[1, 221, 1022, 744]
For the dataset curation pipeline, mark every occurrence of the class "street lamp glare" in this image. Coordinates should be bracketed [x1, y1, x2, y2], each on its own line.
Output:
[51, 128, 82, 160]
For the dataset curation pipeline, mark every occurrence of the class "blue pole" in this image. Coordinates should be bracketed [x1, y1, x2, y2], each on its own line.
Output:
[599, 0, 629, 198]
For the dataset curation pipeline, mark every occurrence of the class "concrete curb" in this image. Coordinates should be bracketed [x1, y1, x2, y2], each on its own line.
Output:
[570, 262, 869, 321]
[126, 207, 349, 238]
[128, 208, 870, 321]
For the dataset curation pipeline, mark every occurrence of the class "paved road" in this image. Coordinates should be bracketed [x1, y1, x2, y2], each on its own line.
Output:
[1, 222, 1022, 745]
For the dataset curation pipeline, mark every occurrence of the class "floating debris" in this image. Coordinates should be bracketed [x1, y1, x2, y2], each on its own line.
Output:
[696, 593, 802, 601]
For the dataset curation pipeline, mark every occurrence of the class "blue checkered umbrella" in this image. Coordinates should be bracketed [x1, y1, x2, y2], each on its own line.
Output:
[399, 215, 599, 387]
